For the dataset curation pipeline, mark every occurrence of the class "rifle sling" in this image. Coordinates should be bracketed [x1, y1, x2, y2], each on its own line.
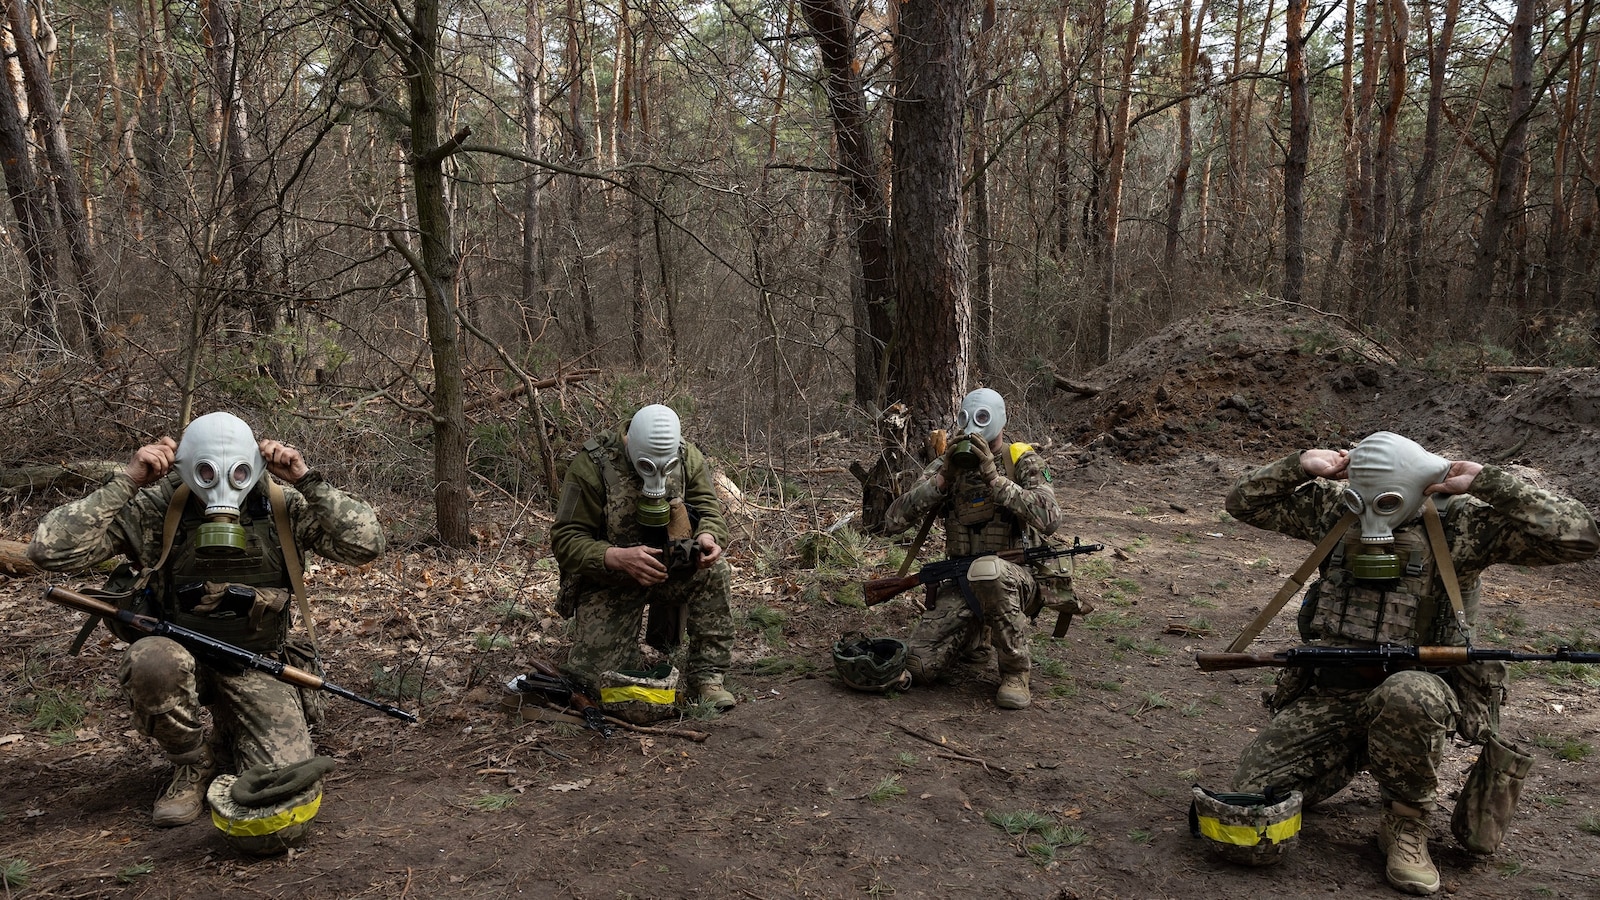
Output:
[897, 508, 938, 578]
[1420, 497, 1469, 639]
[70, 483, 190, 655]
[1224, 511, 1358, 654]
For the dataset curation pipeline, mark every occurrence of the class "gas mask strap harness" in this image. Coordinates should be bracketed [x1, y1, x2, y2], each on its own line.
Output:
[1224, 511, 1358, 654]
[1420, 497, 1469, 639]
[267, 477, 317, 652]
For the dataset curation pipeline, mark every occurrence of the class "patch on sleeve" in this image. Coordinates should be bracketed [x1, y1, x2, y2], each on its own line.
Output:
[1042, 468, 1053, 483]
[556, 481, 582, 523]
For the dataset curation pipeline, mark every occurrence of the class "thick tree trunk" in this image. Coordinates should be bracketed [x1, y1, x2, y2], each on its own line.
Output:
[402, 0, 471, 548]
[0, 41, 60, 346]
[519, 0, 546, 340]
[968, 0, 997, 378]
[1464, 0, 1536, 314]
[801, 0, 896, 409]
[890, 0, 969, 430]
[1283, 0, 1310, 305]
[6, 0, 106, 361]
[1402, 0, 1459, 318]
[1097, 0, 1146, 364]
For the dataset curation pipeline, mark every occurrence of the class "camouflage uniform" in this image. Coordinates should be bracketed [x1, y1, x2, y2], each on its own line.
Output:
[29, 470, 384, 773]
[882, 442, 1062, 680]
[551, 427, 733, 686]
[1227, 453, 1598, 811]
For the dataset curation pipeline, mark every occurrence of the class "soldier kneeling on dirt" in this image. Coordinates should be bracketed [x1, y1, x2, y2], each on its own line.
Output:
[551, 404, 737, 711]
[1220, 432, 1598, 895]
[881, 388, 1062, 710]
[27, 413, 385, 849]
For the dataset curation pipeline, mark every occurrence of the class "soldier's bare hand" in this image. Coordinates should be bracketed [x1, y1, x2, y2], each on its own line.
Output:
[606, 545, 668, 586]
[1300, 449, 1349, 479]
[1425, 460, 1483, 495]
[695, 533, 723, 567]
[126, 437, 178, 487]
[259, 439, 310, 483]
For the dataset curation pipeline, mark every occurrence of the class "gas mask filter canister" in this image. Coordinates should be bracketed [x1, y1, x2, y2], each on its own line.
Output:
[175, 412, 266, 557]
[626, 405, 682, 528]
[950, 388, 1006, 470]
[1339, 432, 1450, 580]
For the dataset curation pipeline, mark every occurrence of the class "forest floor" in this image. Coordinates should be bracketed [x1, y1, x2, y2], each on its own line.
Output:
[3, 306, 1599, 899]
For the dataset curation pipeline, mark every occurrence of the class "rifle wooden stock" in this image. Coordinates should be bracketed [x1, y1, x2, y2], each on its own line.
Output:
[44, 584, 418, 723]
[864, 573, 924, 606]
[1197, 644, 1600, 672]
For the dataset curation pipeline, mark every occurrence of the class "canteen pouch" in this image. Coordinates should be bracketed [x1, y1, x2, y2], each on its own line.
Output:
[1450, 732, 1533, 855]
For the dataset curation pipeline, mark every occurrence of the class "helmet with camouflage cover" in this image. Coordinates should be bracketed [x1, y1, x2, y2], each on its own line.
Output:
[1189, 785, 1303, 866]
[832, 633, 912, 692]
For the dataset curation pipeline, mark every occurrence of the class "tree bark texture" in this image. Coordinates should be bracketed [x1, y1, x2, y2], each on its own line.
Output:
[0, 36, 60, 346]
[800, 0, 896, 410]
[890, 0, 969, 430]
[1283, 0, 1310, 305]
[1464, 0, 1536, 315]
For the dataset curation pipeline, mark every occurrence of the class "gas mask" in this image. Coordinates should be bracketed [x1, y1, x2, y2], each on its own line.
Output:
[950, 388, 1007, 470]
[175, 412, 265, 557]
[626, 404, 681, 528]
[1339, 432, 1449, 580]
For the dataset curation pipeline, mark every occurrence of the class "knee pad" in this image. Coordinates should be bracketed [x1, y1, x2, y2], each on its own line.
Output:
[966, 556, 1003, 583]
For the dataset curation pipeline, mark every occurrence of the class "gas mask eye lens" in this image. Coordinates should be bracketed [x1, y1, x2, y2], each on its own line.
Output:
[956, 410, 971, 431]
[636, 458, 657, 477]
[195, 461, 219, 487]
[230, 462, 253, 488]
[973, 409, 991, 427]
[1341, 488, 1364, 514]
[1373, 492, 1404, 514]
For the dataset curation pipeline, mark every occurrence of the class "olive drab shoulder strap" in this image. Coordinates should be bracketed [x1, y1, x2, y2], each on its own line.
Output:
[69, 483, 192, 655]
[1420, 496, 1469, 639]
[1224, 511, 1359, 653]
[267, 477, 317, 651]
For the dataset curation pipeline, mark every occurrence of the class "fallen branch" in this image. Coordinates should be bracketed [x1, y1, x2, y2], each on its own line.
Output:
[894, 722, 1011, 776]
[1046, 371, 1104, 397]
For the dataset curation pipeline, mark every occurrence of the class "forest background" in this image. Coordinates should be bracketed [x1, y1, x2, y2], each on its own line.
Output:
[0, 0, 1596, 546]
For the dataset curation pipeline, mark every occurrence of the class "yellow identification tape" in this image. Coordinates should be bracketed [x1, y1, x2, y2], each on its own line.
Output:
[599, 685, 676, 706]
[1196, 812, 1302, 847]
[212, 793, 322, 837]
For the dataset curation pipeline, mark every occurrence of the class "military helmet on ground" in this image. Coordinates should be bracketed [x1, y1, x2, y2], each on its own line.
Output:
[1189, 785, 1303, 866]
[832, 633, 912, 692]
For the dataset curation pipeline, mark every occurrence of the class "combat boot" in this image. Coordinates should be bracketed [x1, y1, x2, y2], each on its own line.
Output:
[152, 744, 215, 827]
[1379, 801, 1441, 895]
[693, 675, 736, 710]
[996, 671, 1031, 710]
[904, 653, 927, 685]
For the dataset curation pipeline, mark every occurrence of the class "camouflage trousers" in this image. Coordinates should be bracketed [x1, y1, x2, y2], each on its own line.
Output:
[1232, 669, 1460, 810]
[908, 556, 1036, 679]
[118, 636, 315, 771]
[564, 559, 733, 686]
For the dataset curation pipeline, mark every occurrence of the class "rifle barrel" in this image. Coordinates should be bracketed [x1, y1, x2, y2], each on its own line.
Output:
[45, 584, 417, 723]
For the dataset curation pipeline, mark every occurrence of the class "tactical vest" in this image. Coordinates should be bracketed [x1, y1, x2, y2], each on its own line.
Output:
[1299, 507, 1477, 647]
[945, 444, 1031, 557]
[586, 434, 688, 550]
[159, 492, 293, 653]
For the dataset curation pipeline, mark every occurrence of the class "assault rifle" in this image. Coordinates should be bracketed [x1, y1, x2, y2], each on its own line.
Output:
[44, 585, 418, 723]
[506, 657, 614, 738]
[864, 538, 1104, 627]
[1196, 643, 1600, 673]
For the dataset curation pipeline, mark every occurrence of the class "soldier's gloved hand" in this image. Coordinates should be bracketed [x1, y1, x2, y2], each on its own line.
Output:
[970, 436, 1000, 485]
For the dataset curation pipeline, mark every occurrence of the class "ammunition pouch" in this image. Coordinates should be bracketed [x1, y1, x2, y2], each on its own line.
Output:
[663, 538, 703, 577]
[1450, 732, 1533, 855]
[78, 562, 159, 647]
[170, 583, 290, 654]
[1266, 665, 1313, 712]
